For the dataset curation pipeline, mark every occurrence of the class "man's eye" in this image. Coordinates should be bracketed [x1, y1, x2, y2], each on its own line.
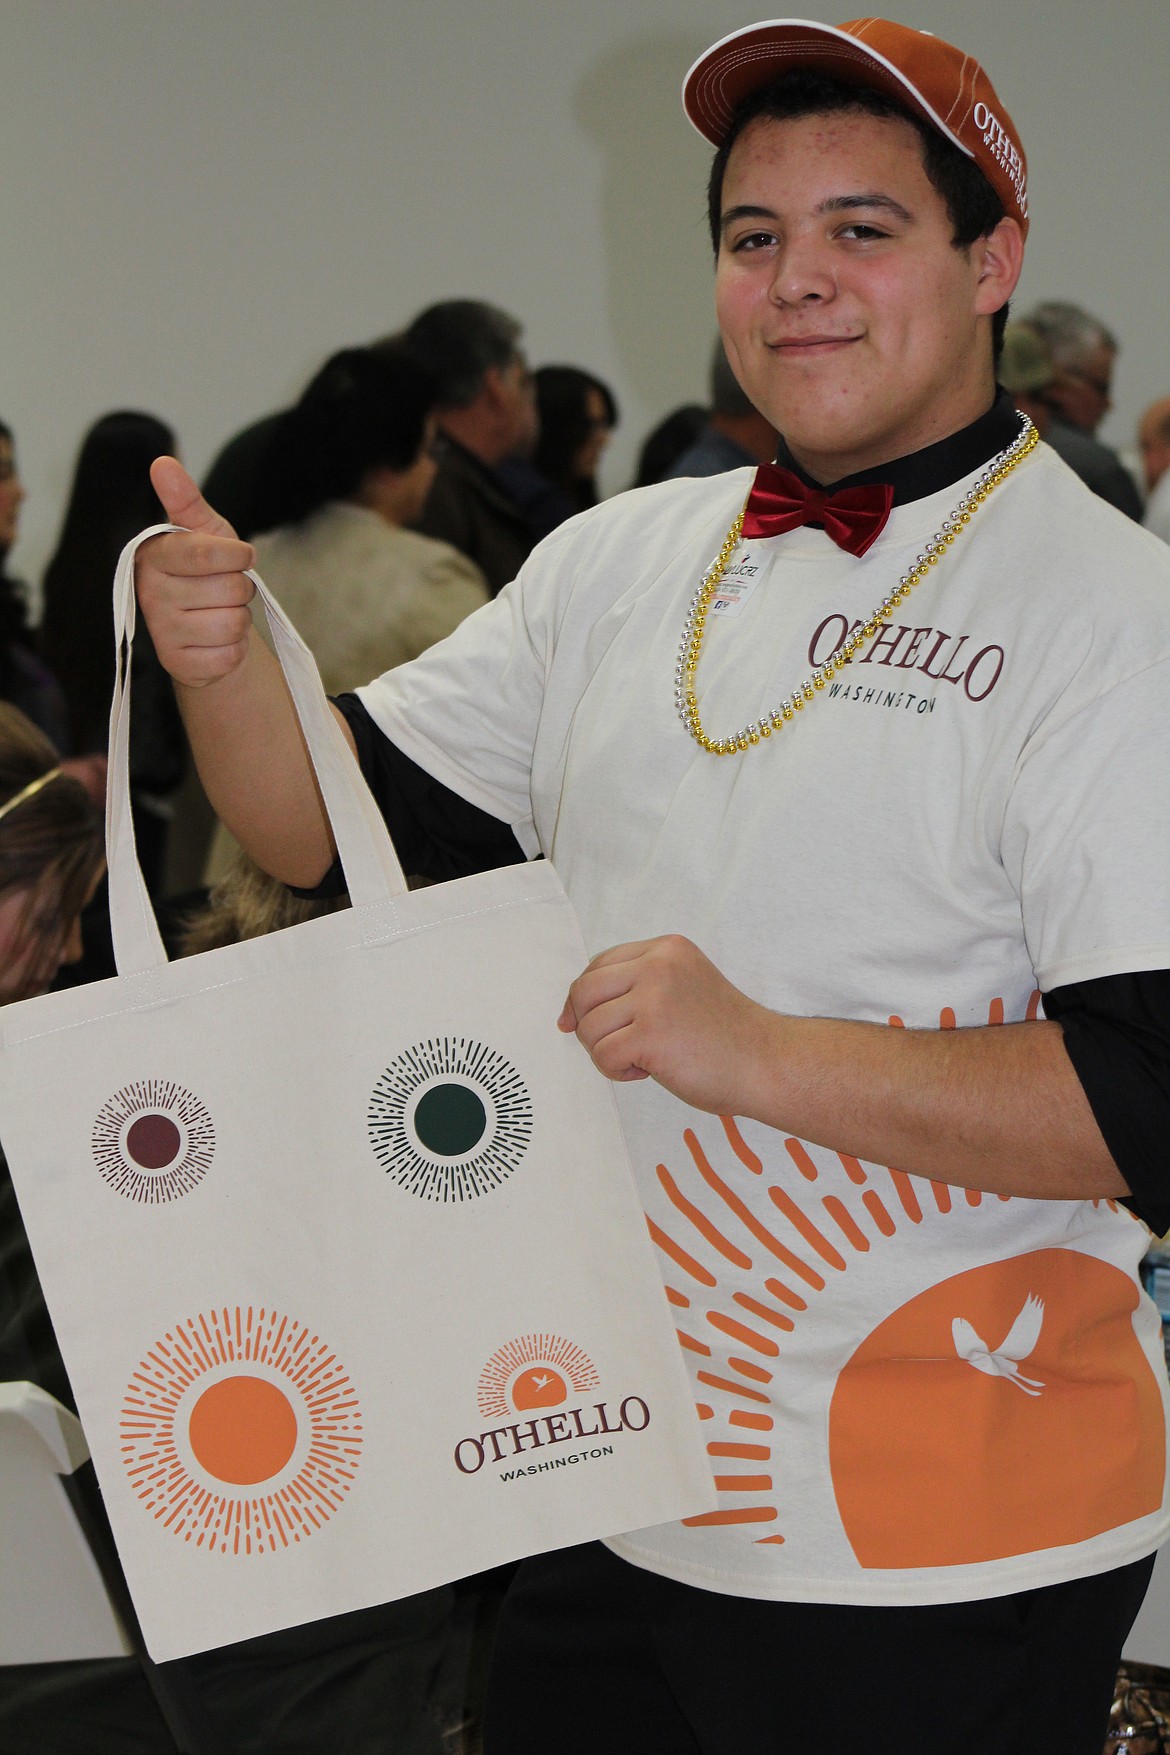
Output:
[839, 223, 888, 241]
[731, 230, 776, 253]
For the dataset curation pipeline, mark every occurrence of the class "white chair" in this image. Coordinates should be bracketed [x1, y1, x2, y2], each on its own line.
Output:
[0, 1379, 233, 1751]
[0, 1378, 132, 1664]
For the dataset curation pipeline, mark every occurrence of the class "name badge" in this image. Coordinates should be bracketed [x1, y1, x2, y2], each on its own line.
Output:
[706, 547, 762, 616]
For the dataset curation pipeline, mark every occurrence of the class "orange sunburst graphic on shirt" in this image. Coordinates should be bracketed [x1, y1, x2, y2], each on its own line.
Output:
[829, 1248, 1165, 1567]
[92, 1080, 215, 1202]
[645, 993, 1150, 1552]
[477, 1334, 600, 1421]
[120, 1306, 362, 1555]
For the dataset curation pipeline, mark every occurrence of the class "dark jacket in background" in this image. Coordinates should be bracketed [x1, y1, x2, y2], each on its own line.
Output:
[413, 435, 537, 596]
[1045, 418, 1144, 521]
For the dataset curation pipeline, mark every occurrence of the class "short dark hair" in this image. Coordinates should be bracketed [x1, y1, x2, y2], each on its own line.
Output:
[404, 299, 524, 410]
[632, 404, 708, 488]
[255, 342, 437, 530]
[706, 71, 1009, 352]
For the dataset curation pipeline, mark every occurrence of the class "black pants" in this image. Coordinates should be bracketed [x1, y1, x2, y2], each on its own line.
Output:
[484, 1540, 1154, 1754]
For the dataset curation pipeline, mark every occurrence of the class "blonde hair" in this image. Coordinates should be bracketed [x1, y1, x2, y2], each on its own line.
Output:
[179, 848, 432, 958]
[179, 848, 347, 956]
[0, 703, 103, 948]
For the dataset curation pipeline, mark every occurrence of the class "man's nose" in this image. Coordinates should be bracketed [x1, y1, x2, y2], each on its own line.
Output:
[768, 237, 836, 305]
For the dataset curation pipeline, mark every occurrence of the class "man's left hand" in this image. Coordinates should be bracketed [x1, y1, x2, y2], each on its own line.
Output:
[558, 934, 769, 1114]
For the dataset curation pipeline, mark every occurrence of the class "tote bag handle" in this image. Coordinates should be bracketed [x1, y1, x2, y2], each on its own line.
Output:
[107, 524, 411, 976]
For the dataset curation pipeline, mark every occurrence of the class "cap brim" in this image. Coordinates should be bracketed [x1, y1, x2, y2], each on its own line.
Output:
[682, 17, 972, 165]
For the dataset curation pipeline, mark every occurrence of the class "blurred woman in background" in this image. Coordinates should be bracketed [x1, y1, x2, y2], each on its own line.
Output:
[0, 703, 104, 1409]
[249, 341, 489, 695]
[531, 365, 618, 517]
[0, 421, 71, 752]
[40, 412, 186, 899]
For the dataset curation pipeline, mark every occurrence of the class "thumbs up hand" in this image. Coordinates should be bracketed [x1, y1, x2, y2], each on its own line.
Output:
[135, 457, 258, 688]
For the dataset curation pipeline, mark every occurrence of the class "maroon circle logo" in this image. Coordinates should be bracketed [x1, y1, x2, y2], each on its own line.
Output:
[126, 1114, 181, 1169]
[92, 1079, 215, 1202]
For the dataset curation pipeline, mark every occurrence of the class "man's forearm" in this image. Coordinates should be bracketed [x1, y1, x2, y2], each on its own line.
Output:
[741, 1010, 1125, 1201]
[177, 627, 346, 888]
[561, 935, 1126, 1203]
[135, 458, 364, 888]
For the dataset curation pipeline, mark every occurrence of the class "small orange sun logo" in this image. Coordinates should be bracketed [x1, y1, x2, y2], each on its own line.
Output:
[120, 1306, 362, 1555]
[477, 1334, 599, 1421]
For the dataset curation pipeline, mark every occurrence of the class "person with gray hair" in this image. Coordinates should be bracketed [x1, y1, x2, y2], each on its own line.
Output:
[996, 321, 1055, 435]
[1024, 299, 1118, 435]
[404, 299, 541, 594]
[1140, 394, 1170, 545]
[1021, 299, 1142, 518]
[404, 300, 525, 411]
[664, 338, 777, 477]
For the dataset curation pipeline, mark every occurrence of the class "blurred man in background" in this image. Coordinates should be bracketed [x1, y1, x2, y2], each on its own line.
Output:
[404, 300, 540, 594]
[1140, 394, 1170, 544]
[1023, 299, 1142, 517]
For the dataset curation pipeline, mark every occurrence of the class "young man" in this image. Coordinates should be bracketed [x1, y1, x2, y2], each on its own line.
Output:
[136, 19, 1170, 1752]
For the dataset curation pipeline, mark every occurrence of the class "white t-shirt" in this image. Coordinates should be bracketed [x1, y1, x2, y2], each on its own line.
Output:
[358, 440, 1170, 1606]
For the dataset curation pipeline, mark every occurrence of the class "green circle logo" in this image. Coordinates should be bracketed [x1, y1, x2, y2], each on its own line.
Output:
[369, 1039, 533, 1201]
[413, 1082, 488, 1156]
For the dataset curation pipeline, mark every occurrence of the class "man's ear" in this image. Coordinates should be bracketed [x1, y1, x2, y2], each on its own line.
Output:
[481, 365, 508, 411]
[973, 216, 1025, 316]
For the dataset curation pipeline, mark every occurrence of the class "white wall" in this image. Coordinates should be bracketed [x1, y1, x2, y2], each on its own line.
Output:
[2, 0, 1167, 594]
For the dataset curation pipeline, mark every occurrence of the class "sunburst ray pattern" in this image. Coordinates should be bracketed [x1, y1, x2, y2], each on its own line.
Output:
[369, 1037, 533, 1201]
[92, 1079, 215, 1203]
[477, 1332, 600, 1420]
[120, 1306, 362, 1556]
[645, 998, 1046, 1548]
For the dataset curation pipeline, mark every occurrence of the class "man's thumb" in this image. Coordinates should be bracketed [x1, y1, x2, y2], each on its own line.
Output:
[149, 455, 238, 538]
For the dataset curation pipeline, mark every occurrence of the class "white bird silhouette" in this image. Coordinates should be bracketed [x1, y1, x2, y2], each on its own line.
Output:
[951, 1294, 1045, 1395]
[530, 1373, 553, 1391]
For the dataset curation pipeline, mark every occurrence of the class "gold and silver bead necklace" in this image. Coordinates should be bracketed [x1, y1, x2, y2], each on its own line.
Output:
[674, 415, 1039, 756]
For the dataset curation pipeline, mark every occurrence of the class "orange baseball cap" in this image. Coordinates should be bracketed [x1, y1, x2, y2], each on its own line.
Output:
[683, 18, 1028, 235]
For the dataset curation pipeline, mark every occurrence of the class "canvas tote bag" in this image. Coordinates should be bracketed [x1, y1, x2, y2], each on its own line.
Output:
[0, 528, 713, 1661]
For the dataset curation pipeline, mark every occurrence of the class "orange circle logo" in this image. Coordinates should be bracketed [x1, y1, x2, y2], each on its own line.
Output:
[511, 1367, 569, 1411]
[188, 1375, 299, 1485]
[121, 1307, 362, 1555]
[829, 1249, 1165, 1567]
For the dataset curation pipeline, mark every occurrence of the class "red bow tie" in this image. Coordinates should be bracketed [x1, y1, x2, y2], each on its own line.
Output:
[741, 464, 894, 557]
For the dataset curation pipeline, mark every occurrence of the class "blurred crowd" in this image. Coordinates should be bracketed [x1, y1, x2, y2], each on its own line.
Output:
[0, 291, 1165, 924]
[0, 291, 1168, 1752]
